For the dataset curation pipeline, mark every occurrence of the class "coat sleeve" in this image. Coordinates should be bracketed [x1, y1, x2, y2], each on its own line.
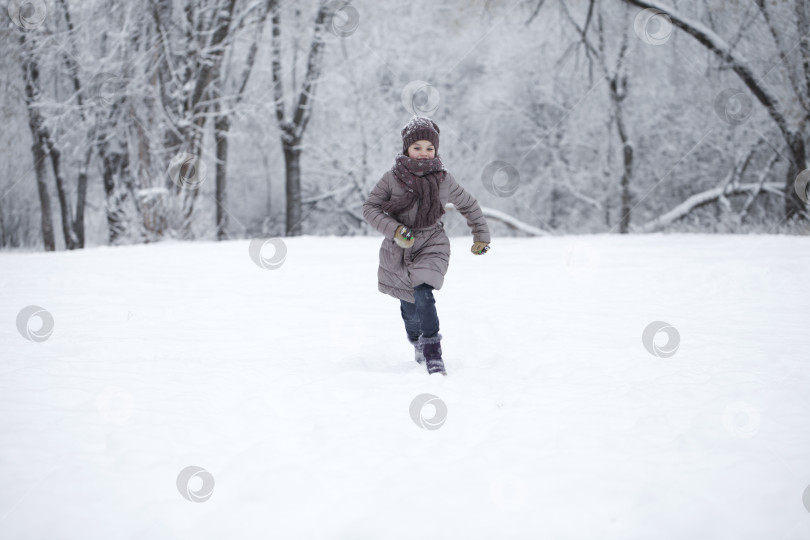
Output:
[363, 172, 401, 239]
[446, 172, 491, 243]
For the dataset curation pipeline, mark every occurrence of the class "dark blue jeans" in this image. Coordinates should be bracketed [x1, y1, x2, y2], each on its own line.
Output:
[400, 283, 440, 341]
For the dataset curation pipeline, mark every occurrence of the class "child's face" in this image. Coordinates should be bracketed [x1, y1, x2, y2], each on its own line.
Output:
[407, 140, 435, 160]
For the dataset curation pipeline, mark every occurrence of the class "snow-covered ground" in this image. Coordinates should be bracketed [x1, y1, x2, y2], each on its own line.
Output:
[1, 234, 809, 539]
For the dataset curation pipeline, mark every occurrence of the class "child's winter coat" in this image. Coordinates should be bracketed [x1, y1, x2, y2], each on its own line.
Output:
[363, 170, 490, 303]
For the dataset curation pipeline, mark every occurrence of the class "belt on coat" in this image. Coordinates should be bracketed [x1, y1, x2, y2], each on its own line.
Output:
[410, 220, 444, 232]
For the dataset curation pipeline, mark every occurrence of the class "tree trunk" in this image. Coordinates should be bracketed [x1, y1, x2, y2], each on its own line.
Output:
[24, 41, 76, 249]
[215, 110, 230, 240]
[270, 0, 330, 237]
[30, 135, 55, 252]
[56, 0, 88, 249]
[19, 34, 55, 251]
[74, 146, 91, 248]
[614, 96, 633, 234]
[549, 185, 559, 229]
[211, 0, 273, 241]
[41, 134, 78, 249]
[284, 144, 303, 236]
[786, 134, 808, 218]
[101, 151, 126, 244]
[793, 0, 810, 104]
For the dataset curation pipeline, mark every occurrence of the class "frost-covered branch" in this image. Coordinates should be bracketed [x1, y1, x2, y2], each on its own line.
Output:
[446, 203, 549, 236]
[635, 182, 783, 232]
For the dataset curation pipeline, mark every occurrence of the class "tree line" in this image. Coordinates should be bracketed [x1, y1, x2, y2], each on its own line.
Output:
[1, 0, 807, 250]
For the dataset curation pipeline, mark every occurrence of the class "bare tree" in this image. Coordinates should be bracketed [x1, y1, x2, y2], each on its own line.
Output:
[18, 29, 55, 251]
[55, 0, 138, 247]
[213, 0, 275, 240]
[53, 0, 102, 247]
[150, 0, 239, 238]
[269, 0, 331, 236]
[558, 0, 635, 232]
[621, 0, 809, 220]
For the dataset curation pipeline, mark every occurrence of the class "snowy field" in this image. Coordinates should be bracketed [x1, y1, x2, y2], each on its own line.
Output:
[1, 234, 809, 539]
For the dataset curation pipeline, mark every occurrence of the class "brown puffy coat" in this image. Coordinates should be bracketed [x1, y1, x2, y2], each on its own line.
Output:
[363, 169, 491, 303]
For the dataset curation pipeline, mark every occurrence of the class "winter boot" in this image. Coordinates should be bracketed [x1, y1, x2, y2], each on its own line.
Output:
[419, 333, 446, 375]
[407, 335, 425, 365]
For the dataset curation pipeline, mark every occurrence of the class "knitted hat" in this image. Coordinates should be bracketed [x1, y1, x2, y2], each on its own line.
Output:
[401, 116, 440, 155]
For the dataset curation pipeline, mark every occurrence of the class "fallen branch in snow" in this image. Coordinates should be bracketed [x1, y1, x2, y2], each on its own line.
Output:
[445, 203, 549, 236]
[634, 182, 784, 233]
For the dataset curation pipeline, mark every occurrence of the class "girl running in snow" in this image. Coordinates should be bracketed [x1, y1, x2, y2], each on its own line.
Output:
[362, 116, 491, 375]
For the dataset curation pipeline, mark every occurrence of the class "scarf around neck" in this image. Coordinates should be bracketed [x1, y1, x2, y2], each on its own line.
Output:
[381, 153, 447, 229]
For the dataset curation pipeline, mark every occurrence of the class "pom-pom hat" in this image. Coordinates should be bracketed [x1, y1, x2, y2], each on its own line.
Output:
[401, 116, 440, 156]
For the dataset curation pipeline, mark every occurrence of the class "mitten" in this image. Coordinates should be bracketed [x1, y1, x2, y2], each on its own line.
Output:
[471, 241, 490, 255]
[394, 225, 415, 248]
